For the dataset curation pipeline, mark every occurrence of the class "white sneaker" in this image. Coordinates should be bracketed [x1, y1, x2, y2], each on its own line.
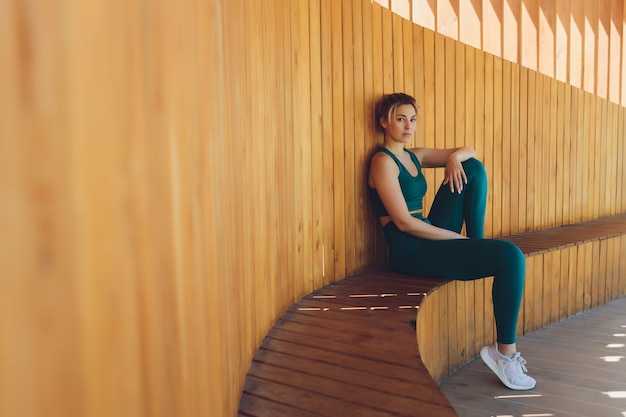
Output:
[480, 345, 537, 390]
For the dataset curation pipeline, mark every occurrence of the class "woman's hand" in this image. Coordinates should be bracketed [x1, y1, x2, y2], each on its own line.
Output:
[443, 154, 468, 193]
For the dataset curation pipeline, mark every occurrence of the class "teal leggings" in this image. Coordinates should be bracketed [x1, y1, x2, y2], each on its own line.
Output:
[384, 158, 525, 344]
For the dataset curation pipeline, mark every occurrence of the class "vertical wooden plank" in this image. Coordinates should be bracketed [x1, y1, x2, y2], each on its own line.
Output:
[362, 0, 378, 267]
[559, 248, 569, 321]
[447, 248, 458, 375]
[353, 0, 367, 272]
[599, 239, 609, 306]
[309, 0, 325, 284]
[526, 70, 536, 231]
[591, 241, 601, 309]
[492, 57, 503, 236]
[402, 17, 414, 134]
[501, 60, 511, 236]
[320, 0, 335, 284]
[445, 37, 456, 152]
[561, 84, 572, 222]
[618, 107, 625, 213]
[592, 96, 602, 219]
[575, 89, 586, 222]
[581, 93, 591, 220]
[547, 78, 558, 227]
[413, 24, 426, 145]
[455, 42, 465, 149]
[371, 3, 387, 264]
[382, 7, 394, 92]
[464, 281, 475, 361]
[541, 252, 552, 327]
[613, 237, 623, 300]
[296, 0, 314, 293]
[533, 74, 544, 229]
[342, 0, 356, 276]
[510, 63, 521, 234]
[474, 48, 485, 170]
[607, 238, 616, 302]
[422, 29, 437, 209]
[331, 0, 346, 280]
[584, 241, 594, 312]
[483, 54, 494, 238]
[438, 285, 450, 379]
[532, 254, 545, 331]
[620, 235, 626, 296]
[454, 280, 466, 368]
[518, 65, 528, 232]
[550, 251, 560, 326]
[608, 104, 618, 214]
[568, 87, 580, 222]
[555, 81, 565, 225]
[433, 32, 445, 189]
[576, 242, 587, 314]
[566, 246, 578, 317]
[392, 12, 405, 91]
[602, 100, 612, 215]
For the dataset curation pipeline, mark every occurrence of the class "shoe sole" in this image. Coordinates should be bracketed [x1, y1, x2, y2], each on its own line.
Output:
[480, 347, 536, 391]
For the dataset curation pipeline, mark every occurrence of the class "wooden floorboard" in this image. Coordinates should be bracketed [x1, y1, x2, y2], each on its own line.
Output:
[441, 296, 626, 417]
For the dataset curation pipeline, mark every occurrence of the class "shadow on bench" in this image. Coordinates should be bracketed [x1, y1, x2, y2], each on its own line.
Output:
[239, 214, 626, 417]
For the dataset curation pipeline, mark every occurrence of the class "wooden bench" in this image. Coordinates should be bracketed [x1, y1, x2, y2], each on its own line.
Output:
[239, 214, 626, 417]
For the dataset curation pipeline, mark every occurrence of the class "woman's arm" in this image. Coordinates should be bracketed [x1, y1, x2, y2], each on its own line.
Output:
[369, 152, 467, 240]
[412, 146, 477, 193]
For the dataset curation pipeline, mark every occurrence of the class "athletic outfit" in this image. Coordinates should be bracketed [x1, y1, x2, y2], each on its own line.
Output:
[369, 147, 525, 345]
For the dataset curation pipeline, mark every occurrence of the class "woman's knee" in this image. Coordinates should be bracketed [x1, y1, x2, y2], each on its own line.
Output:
[462, 158, 486, 179]
[497, 240, 526, 273]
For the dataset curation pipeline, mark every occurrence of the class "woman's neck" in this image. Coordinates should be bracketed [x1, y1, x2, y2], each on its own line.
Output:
[383, 141, 406, 156]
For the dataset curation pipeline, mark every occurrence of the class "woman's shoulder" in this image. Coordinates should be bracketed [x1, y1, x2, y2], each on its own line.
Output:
[370, 149, 399, 171]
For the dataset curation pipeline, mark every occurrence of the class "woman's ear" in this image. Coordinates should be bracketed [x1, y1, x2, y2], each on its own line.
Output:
[379, 117, 388, 130]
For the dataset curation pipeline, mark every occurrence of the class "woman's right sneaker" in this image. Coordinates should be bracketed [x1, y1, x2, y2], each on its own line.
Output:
[480, 345, 537, 390]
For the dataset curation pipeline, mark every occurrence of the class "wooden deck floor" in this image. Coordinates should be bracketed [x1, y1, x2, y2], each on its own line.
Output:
[441, 296, 626, 417]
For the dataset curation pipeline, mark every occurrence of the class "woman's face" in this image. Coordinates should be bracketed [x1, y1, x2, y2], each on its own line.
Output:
[381, 104, 416, 143]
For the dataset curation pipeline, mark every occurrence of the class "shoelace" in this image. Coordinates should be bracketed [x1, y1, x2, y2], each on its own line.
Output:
[510, 352, 528, 373]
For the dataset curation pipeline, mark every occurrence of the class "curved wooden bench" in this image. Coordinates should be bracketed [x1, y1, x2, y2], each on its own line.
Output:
[238, 270, 457, 417]
[418, 213, 626, 382]
[239, 214, 626, 417]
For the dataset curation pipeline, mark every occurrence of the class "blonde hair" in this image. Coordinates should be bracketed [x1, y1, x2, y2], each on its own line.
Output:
[375, 93, 419, 132]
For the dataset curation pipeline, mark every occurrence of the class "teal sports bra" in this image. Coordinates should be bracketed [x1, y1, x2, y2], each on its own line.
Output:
[368, 147, 428, 221]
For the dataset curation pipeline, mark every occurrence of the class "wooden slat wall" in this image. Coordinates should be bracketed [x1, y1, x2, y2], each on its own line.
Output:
[2, 1, 626, 417]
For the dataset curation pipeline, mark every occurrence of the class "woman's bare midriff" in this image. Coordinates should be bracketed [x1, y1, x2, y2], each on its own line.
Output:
[379, 209, 422, 228]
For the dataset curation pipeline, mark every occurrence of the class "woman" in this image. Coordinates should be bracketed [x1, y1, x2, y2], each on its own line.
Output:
[368, 93, 536, 390]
